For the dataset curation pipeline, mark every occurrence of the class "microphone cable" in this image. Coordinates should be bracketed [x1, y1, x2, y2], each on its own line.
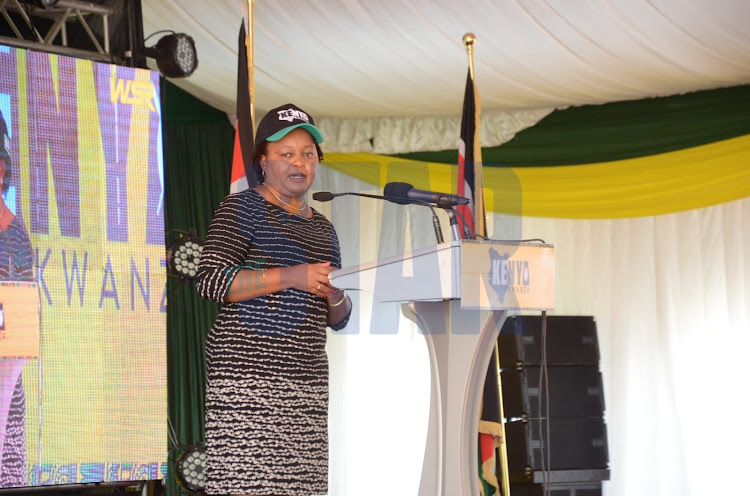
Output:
[446, 207, 548, 245]
[447, 206, 475, 240]
[536, 310, 552, 496]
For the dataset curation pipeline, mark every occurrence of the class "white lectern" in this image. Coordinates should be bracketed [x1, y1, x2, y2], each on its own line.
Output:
[330, 240, 555, 496]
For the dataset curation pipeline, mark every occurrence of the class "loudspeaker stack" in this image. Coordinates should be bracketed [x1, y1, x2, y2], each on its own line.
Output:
[497, 316, 610, 496]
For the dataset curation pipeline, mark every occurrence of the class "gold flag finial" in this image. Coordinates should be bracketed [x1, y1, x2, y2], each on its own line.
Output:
[463, 33, 477, 79]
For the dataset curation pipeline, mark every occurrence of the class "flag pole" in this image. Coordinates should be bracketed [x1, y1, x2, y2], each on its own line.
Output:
[465, 33, 508, 495]
[494, 342, 512, 496]
[462, 32, 486, 238]
[246, 0, 255, 125]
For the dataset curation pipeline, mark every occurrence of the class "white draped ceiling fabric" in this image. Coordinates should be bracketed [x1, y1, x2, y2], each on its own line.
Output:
[141, 1, 750, 495]
[143, 0, 750, 154]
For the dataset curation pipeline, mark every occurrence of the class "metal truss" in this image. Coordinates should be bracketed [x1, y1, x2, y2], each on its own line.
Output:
[0, 0, 117, 62]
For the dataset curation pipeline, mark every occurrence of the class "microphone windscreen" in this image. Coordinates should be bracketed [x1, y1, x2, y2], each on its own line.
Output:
[383, 182, 414, 205]
[312, 191, 334, 202]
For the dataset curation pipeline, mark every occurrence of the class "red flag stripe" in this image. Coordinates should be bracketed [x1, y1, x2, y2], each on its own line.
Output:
[231, 124, 245, 184]
[457, 139, 475, 234]
[231, 20, 254, 193]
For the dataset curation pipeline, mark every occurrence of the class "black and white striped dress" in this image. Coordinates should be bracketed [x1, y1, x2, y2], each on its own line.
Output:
[196, 189, 349, 496]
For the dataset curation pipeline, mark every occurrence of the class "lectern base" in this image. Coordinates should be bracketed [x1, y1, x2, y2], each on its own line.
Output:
[401, 300, 507, 496]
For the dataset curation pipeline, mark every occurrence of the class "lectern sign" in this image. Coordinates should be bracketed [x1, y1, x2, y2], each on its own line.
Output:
[0, 282, 40, 358]
[460, 240, 555, 310]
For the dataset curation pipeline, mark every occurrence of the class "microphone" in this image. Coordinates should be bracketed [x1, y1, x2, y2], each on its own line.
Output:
[313, 191, 387, 202]
[383, 182, 470, 208]
[312, 191, 335, 202]
[312, 190, 445, 244]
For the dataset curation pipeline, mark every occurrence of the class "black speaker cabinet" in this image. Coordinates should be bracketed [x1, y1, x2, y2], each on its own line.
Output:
[510, 469, 611, 484]
[498, 316, 600, 367]
[502, 366, 605, 419]
[510, 481, 603, 496]
[505, 418, 609, 473]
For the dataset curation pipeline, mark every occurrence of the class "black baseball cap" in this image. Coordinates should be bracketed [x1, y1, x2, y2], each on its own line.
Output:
[254, 103, 324, 146]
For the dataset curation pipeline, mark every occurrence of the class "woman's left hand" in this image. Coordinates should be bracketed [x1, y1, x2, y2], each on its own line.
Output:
[327, 288, 345, 304]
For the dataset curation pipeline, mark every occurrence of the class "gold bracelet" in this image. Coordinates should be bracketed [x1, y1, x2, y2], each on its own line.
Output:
[329, 292, 347, 307]
[259, 268, 266, 295]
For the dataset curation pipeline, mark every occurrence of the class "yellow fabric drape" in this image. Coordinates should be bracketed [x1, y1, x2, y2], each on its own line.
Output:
[324, 134, 750, 219]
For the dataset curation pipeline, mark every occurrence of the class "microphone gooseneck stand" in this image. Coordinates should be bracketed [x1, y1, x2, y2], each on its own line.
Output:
[313, 191, 446, 244]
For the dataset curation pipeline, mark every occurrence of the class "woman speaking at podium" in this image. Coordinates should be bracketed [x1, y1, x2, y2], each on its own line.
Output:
[197, 103, 351, 496]
[0, 108, 34, 488]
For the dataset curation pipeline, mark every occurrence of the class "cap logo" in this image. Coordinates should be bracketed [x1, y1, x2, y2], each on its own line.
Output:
[277, 108, 310, 123]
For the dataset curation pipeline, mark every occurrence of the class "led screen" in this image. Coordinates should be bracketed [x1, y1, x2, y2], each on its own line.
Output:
[0, 44, 167, 488]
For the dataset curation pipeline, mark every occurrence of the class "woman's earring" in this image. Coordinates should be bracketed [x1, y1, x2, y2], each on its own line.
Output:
[262, 169, 266, 176]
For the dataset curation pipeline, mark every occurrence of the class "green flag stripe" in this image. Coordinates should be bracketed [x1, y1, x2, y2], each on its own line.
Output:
[396, 85, 750, 167]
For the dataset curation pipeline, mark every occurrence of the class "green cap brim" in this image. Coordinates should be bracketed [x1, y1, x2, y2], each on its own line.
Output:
[266, 123, 324, 144]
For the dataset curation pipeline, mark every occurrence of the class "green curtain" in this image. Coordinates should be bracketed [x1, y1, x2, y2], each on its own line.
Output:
[396, 84, 750, 166]
[162, 80, 233, 484]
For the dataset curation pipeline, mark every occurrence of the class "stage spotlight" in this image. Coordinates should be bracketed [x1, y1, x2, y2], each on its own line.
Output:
[167, 231, 203, 281]
[18, 0, 59, 9]
[143, 33, 198, 78]
[36, 0, 60, 8]
[174, 444, 207, 492]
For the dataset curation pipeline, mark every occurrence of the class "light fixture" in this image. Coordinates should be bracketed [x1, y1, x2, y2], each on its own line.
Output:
[143, 33, 198, 78]
[167, 230, 204, 281]
[37, 0, 60, 8]
[20, 0, 61, 8]
[174, 444, 207, 492]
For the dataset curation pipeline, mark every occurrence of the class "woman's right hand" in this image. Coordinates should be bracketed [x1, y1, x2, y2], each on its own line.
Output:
[284, 262, 337, 297]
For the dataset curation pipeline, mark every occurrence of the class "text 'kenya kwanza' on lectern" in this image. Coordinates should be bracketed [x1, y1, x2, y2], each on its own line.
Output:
[329, 239, 555, 496]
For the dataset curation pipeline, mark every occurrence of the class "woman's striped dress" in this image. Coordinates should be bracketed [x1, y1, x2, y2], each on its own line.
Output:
[196, 189, 349, 496]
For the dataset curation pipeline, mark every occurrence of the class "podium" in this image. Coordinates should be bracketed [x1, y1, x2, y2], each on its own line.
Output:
[0, 280, 40, 476]
[330, 240, 555, 496]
